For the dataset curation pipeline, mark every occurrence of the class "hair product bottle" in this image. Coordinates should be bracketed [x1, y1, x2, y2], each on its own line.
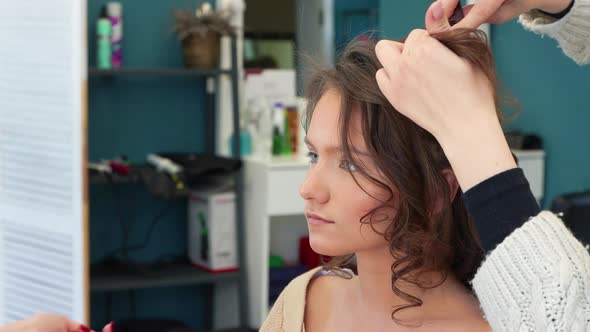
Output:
[96, 8, 111, 69]
[107, 2, 123, 68]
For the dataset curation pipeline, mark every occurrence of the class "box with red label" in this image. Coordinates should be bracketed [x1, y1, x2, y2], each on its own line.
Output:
[188, 190, 238, 272]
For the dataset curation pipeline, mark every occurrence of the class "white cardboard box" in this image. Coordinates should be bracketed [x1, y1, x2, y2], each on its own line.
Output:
[188, 190, 237, 272]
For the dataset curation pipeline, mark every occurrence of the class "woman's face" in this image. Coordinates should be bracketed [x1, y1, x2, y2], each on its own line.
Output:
[300, 89, 396, 257]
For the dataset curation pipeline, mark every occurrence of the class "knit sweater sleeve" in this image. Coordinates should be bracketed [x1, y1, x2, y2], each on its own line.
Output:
[471, 211, 590, 331]
[519, 0, 590, 64]
[260, 289, 286, 332]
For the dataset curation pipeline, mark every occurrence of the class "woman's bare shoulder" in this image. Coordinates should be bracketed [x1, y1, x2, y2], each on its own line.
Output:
[304, 270, 356, 329]
[306, 269, 355, 306]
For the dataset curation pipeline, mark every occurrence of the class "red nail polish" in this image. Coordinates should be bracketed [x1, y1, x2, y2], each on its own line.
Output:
[109, 321, 115, 332]
[80, 325, 91, 332]
[449, 2, 465, 26]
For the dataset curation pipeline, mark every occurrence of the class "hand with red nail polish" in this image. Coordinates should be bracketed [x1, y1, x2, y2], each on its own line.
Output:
[101, 321, 114, 332]
[427, 0, 573, 29]
[0, 314, 94, 332]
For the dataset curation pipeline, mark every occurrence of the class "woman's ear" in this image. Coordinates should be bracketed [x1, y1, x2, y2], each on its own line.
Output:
[431, 169, 460, 218]
[441, 168, 460, 203]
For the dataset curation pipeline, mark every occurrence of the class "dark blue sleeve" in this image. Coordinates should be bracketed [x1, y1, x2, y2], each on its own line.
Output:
[538, 0, 575, 19]
[462, 168, 541, 253]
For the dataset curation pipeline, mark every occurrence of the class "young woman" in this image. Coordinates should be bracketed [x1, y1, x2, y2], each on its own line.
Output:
[6, 0, 589, 331]
[261, 4, 590, 331]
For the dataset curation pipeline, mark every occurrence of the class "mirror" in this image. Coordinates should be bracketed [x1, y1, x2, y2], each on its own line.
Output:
[244, 0, 379, 91]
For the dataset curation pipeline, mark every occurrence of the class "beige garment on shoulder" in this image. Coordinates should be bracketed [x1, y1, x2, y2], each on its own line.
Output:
[260, 267, 323, 332]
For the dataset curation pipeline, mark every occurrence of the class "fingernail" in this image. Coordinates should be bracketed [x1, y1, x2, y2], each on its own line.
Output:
[432, 0, 444, 20]
[109, 321, 115, 332]
[80, 325, 91, 332]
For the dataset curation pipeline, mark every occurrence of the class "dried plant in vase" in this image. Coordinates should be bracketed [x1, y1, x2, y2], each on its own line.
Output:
[173, 2, 234, 69]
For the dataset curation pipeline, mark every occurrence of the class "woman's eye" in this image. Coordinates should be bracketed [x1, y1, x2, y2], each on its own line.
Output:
[306, 152, 319, 164]
[339, 160, 357, 172]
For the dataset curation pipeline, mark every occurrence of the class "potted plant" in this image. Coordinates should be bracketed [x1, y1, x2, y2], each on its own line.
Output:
[173, 2, 234, 69]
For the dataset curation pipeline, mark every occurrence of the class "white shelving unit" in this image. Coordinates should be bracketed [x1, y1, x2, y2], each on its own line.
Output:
[243, 150, 545, 328]
[243, 157, 308, 328]
[513, 149, 546, 203]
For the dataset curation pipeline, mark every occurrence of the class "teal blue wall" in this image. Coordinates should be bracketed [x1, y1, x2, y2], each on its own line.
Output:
[492, 22, 590, 207]
[378, 0, 428, 40]
[379, 0, 590, 208]
[334, 0, 379, 52]
[88, 0, 212, 329]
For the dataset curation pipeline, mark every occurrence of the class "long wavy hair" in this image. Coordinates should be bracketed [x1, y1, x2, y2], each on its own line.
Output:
[304, 29, 506, 323]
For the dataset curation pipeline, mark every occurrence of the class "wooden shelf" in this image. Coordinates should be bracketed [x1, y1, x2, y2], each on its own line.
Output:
[91, 262, 240, 292]
[89, 67, 232, 77]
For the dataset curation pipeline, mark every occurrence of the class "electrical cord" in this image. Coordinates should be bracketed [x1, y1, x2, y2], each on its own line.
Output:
[105, 173, 133, 262]
[101, 202, 176, 260]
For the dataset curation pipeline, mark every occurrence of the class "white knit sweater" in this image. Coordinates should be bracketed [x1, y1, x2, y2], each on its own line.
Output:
[519, 0, 590, 64]
[472, 211, 590, 331]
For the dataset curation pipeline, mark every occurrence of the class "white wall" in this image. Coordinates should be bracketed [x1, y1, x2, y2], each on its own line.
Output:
[296, 0, 334, 93]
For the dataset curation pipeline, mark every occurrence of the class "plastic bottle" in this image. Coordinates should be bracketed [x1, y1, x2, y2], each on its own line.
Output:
[272, 103, 285, 156]
[282, 108, 292, 155]
[272, 127, 283, 156]
[229, 129, 252, 157]
[273, 103, 286, 133]
[107, 2, 123, 68]
[258, 101, 273, 161]
[297, 97, 308, 159]
[96, 14, 111, 69]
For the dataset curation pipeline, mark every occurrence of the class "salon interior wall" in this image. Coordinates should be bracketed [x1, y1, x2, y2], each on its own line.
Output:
[379, 0, 590, 208]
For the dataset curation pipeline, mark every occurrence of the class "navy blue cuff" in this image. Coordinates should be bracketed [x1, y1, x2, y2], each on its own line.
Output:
[462, 168, 541, 253]
[538, 0, 575, 19]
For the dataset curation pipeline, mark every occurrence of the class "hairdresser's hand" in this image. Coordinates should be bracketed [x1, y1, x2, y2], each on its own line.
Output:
[375, 30, 516, 191]
[0, 314, 96, 332]
[427, 0, 573, 30]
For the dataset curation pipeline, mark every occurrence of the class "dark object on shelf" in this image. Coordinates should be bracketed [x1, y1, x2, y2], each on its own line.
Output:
[89, 154, 241, 199]
[138, 166, 189, 199]
[159, 153, 241, 184]
[506, 132, 543, 150]
[91, 257, 240, 292]
[114, 319, 195, 332]
[88, 165, 189, 199]
[551, 190, 590, 246]
[144, 153, 241, 198]
[268, 265, 308, 305]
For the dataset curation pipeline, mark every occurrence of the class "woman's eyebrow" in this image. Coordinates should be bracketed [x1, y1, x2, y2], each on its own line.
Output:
[304, 137, 370, 157]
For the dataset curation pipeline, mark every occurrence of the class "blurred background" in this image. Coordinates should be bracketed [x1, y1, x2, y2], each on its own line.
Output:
[0, 0, 589, 331]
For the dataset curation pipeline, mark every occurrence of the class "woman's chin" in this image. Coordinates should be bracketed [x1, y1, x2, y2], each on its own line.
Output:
[309, 234, 349, 257]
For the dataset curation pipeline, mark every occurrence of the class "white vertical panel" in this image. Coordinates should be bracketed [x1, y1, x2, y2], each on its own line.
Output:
[0, 0, 86, 325]
[296, 0, 334, 95]
[466, 0, 491, 44]
[215, 0, 245, 157]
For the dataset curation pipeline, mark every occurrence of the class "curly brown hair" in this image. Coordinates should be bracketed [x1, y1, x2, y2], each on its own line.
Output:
[304, 29, 505, 323]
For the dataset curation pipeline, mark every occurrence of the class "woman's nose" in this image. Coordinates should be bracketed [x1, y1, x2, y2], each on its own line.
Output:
[299, 166, 330, 204]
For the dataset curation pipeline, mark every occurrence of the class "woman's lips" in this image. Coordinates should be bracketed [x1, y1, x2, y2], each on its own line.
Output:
[306, 212, 335, 225]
